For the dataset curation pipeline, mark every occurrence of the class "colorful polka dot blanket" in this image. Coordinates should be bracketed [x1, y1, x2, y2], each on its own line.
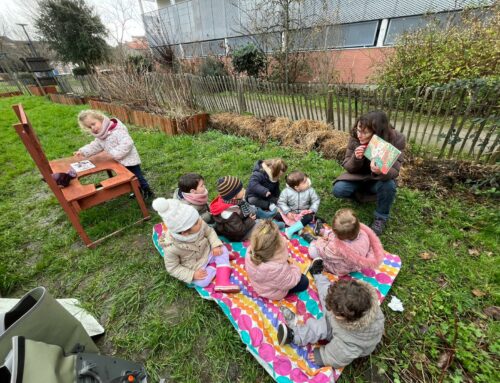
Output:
[152, 223, 402, 382]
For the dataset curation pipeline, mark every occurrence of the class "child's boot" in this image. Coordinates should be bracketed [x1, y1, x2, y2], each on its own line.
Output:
[141, 187, 155, 200]
[277, 323, 294, 345]
[214, 265, 240, 293]
[285, 221, 304, 239]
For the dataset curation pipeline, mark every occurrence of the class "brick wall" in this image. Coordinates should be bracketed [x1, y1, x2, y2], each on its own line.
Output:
[179, 46, 394, 85]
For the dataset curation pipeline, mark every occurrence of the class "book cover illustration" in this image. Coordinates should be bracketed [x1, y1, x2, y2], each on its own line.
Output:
[364, 135, 401, 174]
[70, 160, 96, 172]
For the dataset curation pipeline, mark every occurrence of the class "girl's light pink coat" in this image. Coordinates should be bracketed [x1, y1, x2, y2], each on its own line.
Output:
[312, 223, 385, 275]
[245, 236, 302, 300]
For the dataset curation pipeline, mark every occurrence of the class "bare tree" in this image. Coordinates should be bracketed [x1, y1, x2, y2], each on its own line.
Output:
[144, 10, 176, 69]
[99, 0, 138, 60]
[229, 0, 340, 84]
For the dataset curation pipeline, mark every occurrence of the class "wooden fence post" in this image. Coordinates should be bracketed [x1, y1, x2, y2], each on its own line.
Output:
[237, 79, 246, 114]
[326, 90, 334, 125]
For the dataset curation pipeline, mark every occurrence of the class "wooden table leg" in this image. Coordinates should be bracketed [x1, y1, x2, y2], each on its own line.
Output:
[131, 178, 150, 219]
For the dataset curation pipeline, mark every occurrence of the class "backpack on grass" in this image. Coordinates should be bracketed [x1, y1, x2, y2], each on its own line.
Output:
[0, 287, 147, 383]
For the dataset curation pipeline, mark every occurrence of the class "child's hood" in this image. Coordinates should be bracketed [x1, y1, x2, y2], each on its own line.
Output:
[329, 223, 385, 269]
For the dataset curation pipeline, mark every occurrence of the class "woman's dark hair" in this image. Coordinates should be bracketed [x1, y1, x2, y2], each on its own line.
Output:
[178, 173, 204, 193]
[351, 110, 394, 142]
[325, 279, 372, 322]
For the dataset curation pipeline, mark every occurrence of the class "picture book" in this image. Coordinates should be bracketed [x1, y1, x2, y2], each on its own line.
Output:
[364, 135, 401, 174]
[70, 160, 96, 173]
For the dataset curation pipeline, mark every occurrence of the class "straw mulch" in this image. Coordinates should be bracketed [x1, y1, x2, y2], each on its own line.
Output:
[210, 113, 349, 160]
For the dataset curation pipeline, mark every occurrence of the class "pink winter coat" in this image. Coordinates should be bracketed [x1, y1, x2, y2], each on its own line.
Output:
[245, 236, 302, 300]
[312, 223, 385, 276]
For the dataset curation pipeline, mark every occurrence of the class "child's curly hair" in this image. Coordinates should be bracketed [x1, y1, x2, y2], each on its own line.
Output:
[332, 208, 360, 241]
[325, 279, 372, 322]
[77, 109, 106, 130]
[249, 220, 283, 265]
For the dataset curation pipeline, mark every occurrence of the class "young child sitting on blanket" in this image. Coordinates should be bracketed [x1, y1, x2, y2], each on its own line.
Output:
[209, 176, 257, 242]
[278, 171, 321, 239]
[246, 158, 288, 217]
[277, 261, 384, 368]
[73, 110, 154, 199]
[153, 198, 240, 293]
[309, 208, 385, 275]
[173, 173, 213, 224]
[246, 220, 309, 300]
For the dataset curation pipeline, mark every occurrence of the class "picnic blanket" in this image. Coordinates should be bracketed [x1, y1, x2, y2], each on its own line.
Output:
[152, 223, 402, 382]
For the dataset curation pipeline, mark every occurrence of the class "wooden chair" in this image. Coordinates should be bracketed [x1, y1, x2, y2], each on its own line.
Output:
[12, 104, 150, 248]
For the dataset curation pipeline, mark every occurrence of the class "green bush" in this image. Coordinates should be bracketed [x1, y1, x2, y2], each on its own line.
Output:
[72, 67, 90, 76]
[231, 44, 266, 78]
[198, 56, 228, 77]
[126, 55, 153, 73]
[375, 6, 499, 88]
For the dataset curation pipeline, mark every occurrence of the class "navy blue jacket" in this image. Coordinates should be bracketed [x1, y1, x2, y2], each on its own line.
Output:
[246, 160, 281, 200]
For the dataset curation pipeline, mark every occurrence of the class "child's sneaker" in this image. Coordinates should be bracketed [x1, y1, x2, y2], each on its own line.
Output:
[314, 218, 324, 236]
[307, 258, 324, 275]
[277, 323, 294, 346]
[280, 306, 297, 326]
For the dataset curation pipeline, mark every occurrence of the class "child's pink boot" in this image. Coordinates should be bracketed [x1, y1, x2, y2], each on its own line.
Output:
[214, 265, 240, 293]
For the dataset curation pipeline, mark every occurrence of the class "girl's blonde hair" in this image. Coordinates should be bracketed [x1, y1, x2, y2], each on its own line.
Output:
[263, 158, 288, 179]
[77, 110, 106, 130]
[249, 220, 283, 265]
[332, 208, 360, 241]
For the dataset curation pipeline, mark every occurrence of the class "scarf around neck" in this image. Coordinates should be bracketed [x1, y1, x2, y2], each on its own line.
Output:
[91, 117, 116, 139]
[182, 189, 209, 206]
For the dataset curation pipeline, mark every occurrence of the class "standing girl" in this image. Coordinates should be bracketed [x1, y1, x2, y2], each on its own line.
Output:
[74, 110, 154, 199]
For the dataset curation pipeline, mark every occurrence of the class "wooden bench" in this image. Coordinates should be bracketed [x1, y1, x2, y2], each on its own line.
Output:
[12, 104, 150, 248]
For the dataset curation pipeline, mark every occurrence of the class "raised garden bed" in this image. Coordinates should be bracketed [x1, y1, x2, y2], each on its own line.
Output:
[88, 99, 208, 135]
[48, 93, 86, 105]
[0, 91, 22, 98]
[28, 85, 58, 96]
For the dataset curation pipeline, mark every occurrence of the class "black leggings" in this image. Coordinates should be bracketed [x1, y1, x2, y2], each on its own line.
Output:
[288, 274, 309, 295]
[300, 213, 315, 226]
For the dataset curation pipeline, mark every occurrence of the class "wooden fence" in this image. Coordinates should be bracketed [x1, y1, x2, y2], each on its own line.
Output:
[58, 74, 500, 164]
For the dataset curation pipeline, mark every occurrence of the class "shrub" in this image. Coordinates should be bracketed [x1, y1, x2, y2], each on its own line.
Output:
[232, 44, 267, 78]
[126, 55, 153, 74]
[374, 5, 500, 88]
[198, 56, 228, 77]
[72, 67, 90, 76]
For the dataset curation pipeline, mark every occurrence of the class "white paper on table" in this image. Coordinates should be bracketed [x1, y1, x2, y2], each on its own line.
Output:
[387, 296, 404, 312]
[0, 298, 105, 337]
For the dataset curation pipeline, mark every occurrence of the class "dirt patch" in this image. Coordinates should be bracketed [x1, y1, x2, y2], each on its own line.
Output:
[400, 152, 500, 198]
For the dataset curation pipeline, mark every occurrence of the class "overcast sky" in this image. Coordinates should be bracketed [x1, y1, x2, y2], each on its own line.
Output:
[0, 0, 158, 44]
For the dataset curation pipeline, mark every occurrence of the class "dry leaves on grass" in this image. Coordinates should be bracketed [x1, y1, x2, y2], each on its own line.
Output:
[483, 306, 500, 320]
[419, 251, 434, 260]
[472, 289, 487, 297]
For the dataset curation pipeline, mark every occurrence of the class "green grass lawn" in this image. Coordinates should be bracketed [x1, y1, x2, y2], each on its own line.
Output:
[0, 95, 498, 383]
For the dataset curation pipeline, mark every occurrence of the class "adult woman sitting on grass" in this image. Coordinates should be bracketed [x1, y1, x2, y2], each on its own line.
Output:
[332, 110, 405, 236]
